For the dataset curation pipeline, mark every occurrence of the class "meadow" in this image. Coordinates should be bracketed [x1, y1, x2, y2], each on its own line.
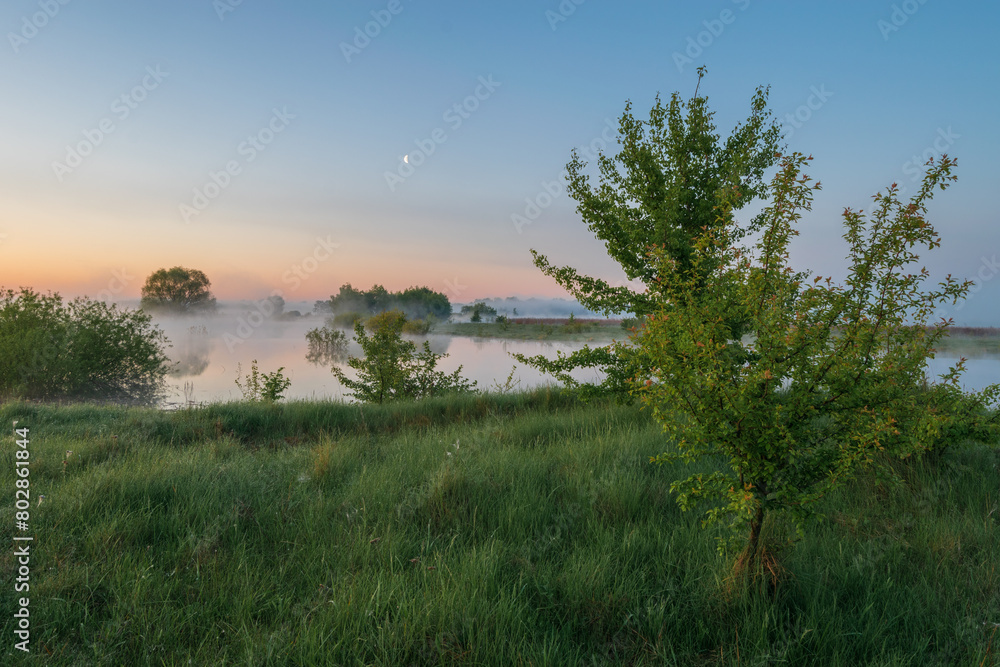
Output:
[1, 390, 999, 665]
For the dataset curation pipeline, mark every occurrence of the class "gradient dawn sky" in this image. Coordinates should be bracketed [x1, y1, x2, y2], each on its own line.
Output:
[2, 1, 998, 322]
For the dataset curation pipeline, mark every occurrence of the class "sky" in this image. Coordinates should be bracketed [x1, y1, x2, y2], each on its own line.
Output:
[1, 0, 998, 323]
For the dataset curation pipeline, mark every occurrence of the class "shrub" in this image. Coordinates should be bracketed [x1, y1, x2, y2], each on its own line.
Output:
[0, 288, 170, 405]
[401, 318, 431, 335]
[235, 360, 291, 402]
[563, 312, 590, 333]
[902, 379, 1000, 454]
[333, 317, 476, 403]
[331, 311, 363, 328]
[365, 310, 406, 333]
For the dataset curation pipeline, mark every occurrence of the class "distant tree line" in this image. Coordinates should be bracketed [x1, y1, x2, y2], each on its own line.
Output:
[460, 302, 498, 322]
[315, 284, 451, 320]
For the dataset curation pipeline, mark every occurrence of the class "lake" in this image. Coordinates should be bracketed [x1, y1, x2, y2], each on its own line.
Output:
[155, 315, 610, 406]
[154, 315, 1000, 406]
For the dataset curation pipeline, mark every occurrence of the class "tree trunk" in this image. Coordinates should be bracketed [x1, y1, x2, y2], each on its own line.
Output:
[738, 504, 766, 575]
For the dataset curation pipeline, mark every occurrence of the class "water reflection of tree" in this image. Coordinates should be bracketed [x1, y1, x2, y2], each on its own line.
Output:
[471, 338, 558, 353]
[421, 335, 451, 356]
[306, 324, 350, 366]
[167, 325, 212, 378]
[306, 346, 349, 367]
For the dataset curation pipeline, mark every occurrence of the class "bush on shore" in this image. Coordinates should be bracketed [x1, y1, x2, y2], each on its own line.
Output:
[0, 287, 170, 405]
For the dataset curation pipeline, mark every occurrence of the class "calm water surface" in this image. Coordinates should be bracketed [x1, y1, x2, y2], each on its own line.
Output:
[155, 316, 1000, 406]
[156, 316, 609, 406]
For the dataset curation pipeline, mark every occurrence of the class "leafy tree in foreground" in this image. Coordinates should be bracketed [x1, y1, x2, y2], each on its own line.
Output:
[140, 266, 217, 314]
[333, 311, 475, 403]
[516, 70, 782, 398]
[637, 153, 1000, 575]
[0, 288, 170, 404]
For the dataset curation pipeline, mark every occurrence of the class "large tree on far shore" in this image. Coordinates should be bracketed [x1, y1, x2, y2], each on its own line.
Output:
[140, 267, 217, 314]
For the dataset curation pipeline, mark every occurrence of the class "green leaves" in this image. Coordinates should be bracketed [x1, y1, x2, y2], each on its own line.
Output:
[332, 312, 476, 404]
[638, 152, 999, 555]
[0, 288, 170, 404]
[140, 266, 217, 314]
[326, 283, 452, 320]
[524, 76, 783, 398]
[235, 359, 291, 402]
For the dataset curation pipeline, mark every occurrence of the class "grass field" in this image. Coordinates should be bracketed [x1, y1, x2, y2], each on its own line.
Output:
[1, 391, 999, 665]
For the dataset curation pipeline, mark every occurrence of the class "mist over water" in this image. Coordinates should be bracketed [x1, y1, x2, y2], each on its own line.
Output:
[451, 297, 607, 319]
[151, 311, 606, 406]
[144, 303, 1000, 407]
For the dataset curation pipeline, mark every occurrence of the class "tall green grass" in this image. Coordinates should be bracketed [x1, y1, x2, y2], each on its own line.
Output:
[1, 394, 998, 664]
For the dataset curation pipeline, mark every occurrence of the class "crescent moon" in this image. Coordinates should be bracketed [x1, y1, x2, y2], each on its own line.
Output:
[403, 155, 409, 164]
